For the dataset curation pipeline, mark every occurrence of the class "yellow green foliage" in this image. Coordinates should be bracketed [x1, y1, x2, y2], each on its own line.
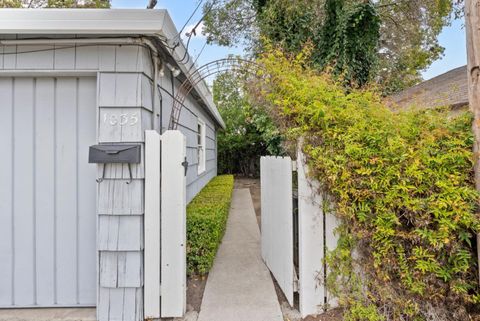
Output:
[186, 175, 234, 275]
[255, 48, 480, 320]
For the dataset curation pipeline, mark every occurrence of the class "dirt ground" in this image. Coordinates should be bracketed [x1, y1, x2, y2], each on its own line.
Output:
[174, 177, 342, 321]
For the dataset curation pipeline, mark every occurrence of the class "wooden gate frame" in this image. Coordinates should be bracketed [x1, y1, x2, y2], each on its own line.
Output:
[260, 147, 340, 318]
[144, 130, 187, 319]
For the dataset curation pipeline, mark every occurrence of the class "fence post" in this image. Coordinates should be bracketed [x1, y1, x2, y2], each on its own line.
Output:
[297, 143, 340, 317]
[144, 130, 161, 319]
[297, 146, 325, 317]
[161, 130, 187, 318]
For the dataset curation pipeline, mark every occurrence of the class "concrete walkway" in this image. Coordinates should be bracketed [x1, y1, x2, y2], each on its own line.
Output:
[198, 188, 283, 321]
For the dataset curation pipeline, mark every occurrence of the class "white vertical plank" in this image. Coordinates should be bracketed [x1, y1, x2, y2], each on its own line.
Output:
[54, 45, 75, 70]
[16, 45, 54, 69]
[99, 46, 116, 71]
[0, 77, 13, 306]
[144, 130, 161, 320]
[13, 78, 35, 306]
[260, 156, 294, 307]
[34, 78, 56, 305]
[55, 77, 78, 304]
[161, 130, 187, 318]
[76, 77, 97, 304]
[75, 45, 99, 70]
[297, 149, 325, 317]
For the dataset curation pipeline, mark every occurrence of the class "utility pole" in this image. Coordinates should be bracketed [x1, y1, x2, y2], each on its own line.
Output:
[465, 0, 480, 285]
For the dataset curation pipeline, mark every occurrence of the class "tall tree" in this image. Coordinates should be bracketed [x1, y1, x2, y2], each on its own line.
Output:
[213, 71, 283, 176]
[203, 0, 462, 93]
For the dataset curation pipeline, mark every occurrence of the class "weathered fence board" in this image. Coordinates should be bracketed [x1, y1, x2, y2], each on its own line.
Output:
[161, 130, 187, 318]
[261, 149, 340, 318]
[144, 130, 161, 319]
[297, 149, 326, 317]
[260, 156, 295, 307]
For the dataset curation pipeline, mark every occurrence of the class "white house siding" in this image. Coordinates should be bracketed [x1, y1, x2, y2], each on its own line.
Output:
[0, 42, 156, 321]
[159, 74, 218, 203]
[0, 76, 97, 307]
[0, 40, 219, 320]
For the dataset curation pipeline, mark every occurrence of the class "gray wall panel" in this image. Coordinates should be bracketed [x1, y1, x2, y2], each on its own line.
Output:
[0, 78, 13, 306]
[0, 76, 97, 307]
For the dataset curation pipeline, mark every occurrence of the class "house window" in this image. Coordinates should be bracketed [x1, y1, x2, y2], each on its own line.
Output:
[197, 119, 206, 174]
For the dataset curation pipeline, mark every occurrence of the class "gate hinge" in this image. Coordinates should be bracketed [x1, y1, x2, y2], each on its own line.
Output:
[293, 271, 299, 292]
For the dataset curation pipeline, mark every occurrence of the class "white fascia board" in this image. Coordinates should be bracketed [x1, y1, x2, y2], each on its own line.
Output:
[0, 9, 167, 34]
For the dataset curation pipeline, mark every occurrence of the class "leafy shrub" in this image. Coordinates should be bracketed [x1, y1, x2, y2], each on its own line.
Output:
[254, 48, 480, 320]
[213, 72, 284, 177]
[186, 175, 234, 275]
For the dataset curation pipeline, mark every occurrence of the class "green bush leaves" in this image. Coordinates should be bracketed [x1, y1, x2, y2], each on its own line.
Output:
[256, 48, 480, 319]
[186, 175, 234, 275]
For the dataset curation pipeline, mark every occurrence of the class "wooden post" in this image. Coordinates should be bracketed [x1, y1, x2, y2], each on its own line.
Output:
[161, 130, 187, 318]
[144, 130, 161, 319]
[465, 0, 480, 284]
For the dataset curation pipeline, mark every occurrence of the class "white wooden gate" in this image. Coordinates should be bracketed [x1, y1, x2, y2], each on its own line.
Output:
[260, 150, 340, 318]
[260, 156, 295, 307]
[144, 130, 187, 319]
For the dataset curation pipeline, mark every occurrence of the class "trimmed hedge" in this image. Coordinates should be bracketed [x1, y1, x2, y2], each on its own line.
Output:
[186, 175, 234, 275]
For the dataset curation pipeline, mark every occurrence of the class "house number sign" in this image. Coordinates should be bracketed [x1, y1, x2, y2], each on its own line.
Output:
[103, 112, 139, 126]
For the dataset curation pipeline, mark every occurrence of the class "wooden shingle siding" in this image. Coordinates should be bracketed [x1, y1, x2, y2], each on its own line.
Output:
[97, 180, 144, 215]
[100, 252, 143, 288]
[97, 216, 144, 251]
[96, 63, 150, 320]
[98, 288, 143, 321]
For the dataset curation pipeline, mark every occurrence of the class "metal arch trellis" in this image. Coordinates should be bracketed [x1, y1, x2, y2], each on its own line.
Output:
[168, 57, 264, 130]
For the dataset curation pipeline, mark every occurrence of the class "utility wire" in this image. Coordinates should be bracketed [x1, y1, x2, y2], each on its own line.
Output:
[175, 0, 216, 64]
[174, 0, 204, 40]
[189, 41, 208, 72]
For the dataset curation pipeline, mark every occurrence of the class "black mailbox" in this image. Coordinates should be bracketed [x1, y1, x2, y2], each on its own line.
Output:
[89, 144, 141, 164]
[89, 144, 141, 184]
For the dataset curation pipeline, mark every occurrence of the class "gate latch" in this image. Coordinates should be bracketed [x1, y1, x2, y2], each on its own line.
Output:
[182, 157, 189, 176]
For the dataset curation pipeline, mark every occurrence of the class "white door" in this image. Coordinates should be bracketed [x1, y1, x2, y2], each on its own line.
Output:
[260, 156, 295, 306]
[0, 77, 97, 307]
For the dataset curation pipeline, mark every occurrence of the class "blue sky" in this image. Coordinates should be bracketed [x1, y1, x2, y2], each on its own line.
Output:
[111, 0, 466, 81]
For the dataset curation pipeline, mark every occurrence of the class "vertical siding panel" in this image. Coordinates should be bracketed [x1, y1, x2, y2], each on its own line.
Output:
[75, 46, 99, 70]
[99, 46, 116, 71]
[115, 45, 140, 72]
[35, 78, 56, 305]
[16, 45, 54, 69]
[3, 45, 17, 69]
[54, 46, 75, 70]
[77, 77, 97, 305]
[13, 78, 35, 306]
[55, 78, 78, 304]
[0, 78, 13, 306]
